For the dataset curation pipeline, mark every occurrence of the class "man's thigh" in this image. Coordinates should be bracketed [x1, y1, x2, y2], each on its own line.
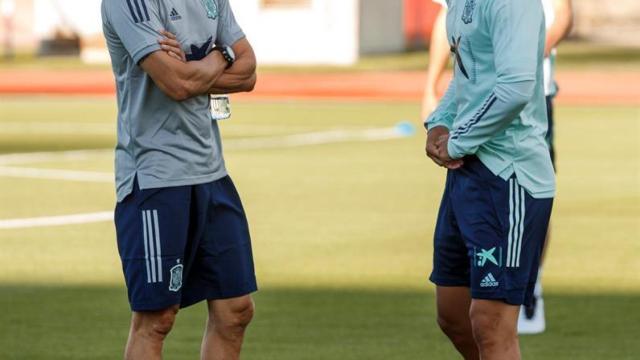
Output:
[115, 180, 193, 312]
[430, 171, 471, 287]
[436, 286, 472, 322]
[181, 176, 258, 307]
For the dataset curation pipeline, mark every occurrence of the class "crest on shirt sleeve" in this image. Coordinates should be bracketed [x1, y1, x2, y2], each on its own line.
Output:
[462, 0, 476, 24]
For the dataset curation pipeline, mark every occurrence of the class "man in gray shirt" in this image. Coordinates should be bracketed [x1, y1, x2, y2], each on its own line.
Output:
[102, 1, 257, 358]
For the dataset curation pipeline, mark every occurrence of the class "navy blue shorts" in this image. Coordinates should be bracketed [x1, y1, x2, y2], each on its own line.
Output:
[429, 156, 553, 306]
[115, 176, 258, 312]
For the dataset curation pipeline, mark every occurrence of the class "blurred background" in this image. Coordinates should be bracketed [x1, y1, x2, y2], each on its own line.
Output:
[0, 0, 638, 359]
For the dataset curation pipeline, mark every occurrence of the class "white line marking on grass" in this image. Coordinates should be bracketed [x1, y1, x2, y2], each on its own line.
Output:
[0, 125, 416, 229]
[226, 126, 413, 150]
[0, 149, 111, 165]
[0, 166, 113, 182]
[0, 211, 113, 230]
[0, 122, 114, 135]
[0, 126, 414, 182]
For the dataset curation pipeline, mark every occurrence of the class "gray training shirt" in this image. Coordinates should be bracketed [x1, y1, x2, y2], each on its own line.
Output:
[101, 0, 245, 201]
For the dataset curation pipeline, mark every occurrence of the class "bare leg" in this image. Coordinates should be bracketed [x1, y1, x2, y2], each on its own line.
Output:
[125, 305, 179, 360]
[435, 286, 480, 360]
[201, 295, 255, 360]
[470, 299, 520, 360]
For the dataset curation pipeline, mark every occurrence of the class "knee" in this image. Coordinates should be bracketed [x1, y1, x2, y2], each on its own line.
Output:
[152, 308, 178, 338]
[437, 311, 470, 345]
[212, 298, 255, 336]
[469, 307, 513, 349]
[133, 307, 178, 341]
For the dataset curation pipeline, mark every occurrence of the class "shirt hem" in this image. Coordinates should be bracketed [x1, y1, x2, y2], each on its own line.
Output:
[525, 189, 556, 199]
[116, 170, 228, 202]
[139, 170, 228, 191]
[131, 43, 162, 65]
[476, 152, 555, 199]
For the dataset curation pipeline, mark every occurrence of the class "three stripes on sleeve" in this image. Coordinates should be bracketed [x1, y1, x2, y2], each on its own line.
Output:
[450, 93, 498, 141]
[125, 0, 151, 23]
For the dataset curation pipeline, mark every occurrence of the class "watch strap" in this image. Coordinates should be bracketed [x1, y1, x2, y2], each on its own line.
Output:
[213, 46, 234, 69]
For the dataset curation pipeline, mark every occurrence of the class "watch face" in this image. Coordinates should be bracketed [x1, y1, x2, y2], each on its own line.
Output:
[225, 45, 236, 62]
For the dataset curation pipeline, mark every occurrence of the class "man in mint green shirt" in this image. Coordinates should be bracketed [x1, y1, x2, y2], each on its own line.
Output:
[424, 0, 555, 358]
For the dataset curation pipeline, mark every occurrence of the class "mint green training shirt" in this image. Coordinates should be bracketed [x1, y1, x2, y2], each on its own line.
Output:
[426, 0, 556, 199]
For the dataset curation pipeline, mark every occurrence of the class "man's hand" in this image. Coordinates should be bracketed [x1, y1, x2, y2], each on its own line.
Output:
[426, 126, 464, 169]
[437, 134, 464, 169]
[426, 126, 448, 167]
[158, 30, 186, 62]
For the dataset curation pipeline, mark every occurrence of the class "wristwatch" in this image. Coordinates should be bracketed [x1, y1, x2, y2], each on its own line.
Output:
[212, 44, 236, 69]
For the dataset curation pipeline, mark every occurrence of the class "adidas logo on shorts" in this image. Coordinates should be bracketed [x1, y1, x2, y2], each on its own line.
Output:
[480, 273, 499, 288]
[170, 8, 182, 21]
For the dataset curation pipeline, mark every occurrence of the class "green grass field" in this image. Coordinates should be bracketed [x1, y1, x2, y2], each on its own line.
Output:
[0, 97, 638, 359]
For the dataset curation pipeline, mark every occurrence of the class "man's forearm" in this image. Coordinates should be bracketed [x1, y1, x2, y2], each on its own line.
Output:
[208, 72, 256, 94]
[425, 8, 449, 93]
[149, 38, 257, 99]
[207, 39, 257, 94]
[545, 0, 573, 56]
[182, 51, 228, 97]
[447, 81, 534, 159]
[207, 55, 257, 94]
[545, 19, 572, 56]
[141, 49, 228, 101]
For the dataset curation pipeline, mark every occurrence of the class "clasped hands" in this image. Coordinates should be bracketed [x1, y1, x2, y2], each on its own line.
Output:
[425, 126, 464, 170]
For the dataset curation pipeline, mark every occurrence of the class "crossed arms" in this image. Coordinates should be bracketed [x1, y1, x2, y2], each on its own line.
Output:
[140, 32, 257, 102]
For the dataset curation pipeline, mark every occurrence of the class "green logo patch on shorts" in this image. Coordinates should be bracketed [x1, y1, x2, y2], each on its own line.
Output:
[474, 247, 502, 268]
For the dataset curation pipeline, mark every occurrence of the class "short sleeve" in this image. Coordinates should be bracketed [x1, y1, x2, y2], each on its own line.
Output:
[103, 0, 163, 64]
[216, 0, 245, 46]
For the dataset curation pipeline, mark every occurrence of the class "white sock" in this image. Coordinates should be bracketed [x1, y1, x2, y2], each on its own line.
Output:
[534, 267, 543, 298]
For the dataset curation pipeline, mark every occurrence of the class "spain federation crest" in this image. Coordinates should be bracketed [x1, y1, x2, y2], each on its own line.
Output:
[169, 262, 184, 292]
[462, 0, 476, 24]
[200, 0, 219, 20]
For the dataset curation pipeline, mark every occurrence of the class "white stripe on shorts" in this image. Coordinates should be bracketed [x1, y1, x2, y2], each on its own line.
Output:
[512, 181, 521, 267]
[515, 186, 526, 267]
[153, 210, 163, 283]
[507, 180, 526, 268]
[145, 210, 157, 283]
[142, 211, 152, 283]
[507, 179, 515, 267]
